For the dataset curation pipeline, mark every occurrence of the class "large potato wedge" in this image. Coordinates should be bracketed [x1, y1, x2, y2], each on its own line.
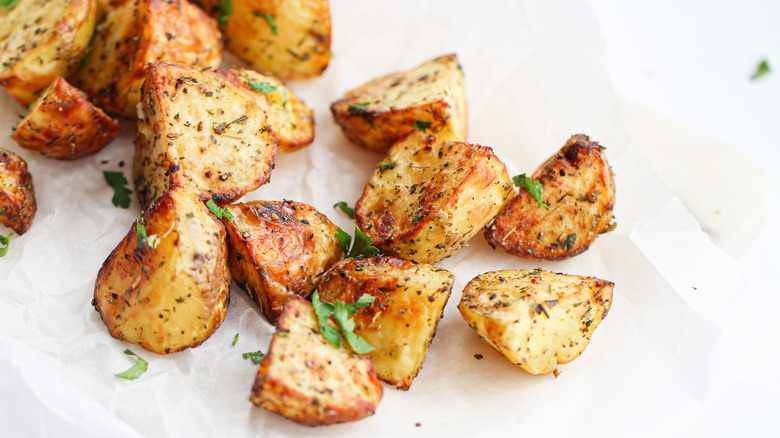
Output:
[317, 255, 454, 390]
[355, 131, 514, 264]
[71, 0, 222, 117]
[330, 54, 466, 152]
[134, 62, 278, 208]
[222, 200, 343, 323]
[459, 269, 613, 375]
[0, 0, 96, 106]
[0, 147, 36, 235]
[484, 134, 616, 260]
[93, 187, 230, 354]
[218, 68, 314, 153]
[12, 77, 120, 160]
[250, 296, 383, 427]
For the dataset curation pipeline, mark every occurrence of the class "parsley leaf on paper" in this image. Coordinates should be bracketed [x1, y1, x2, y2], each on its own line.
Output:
[513, 174, 548, 210]
[312, 291, 375, 354]
[0, 233, 11, 257]
[206, 199, 233, 220]
[335, 223, 380, 258]
[115, 349, 148, 380]
[243, 350, 265, 365]
[252, 11, 279, 35]
[103, 171, 132, 209]
[333, 201, 355, 219]
[751, 59, 771, 80]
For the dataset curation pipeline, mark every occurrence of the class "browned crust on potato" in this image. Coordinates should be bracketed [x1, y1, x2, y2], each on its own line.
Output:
[0, 147, 36, 235]
[222, 200, 343, 323]
[484, 134, 616, 260]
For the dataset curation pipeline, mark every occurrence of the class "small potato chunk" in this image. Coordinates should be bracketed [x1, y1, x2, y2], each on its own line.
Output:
[218, 68, 314, 153]
[222, 200, 343, 324]
[12, 77, 120, 160]
[134, 63, 278, 208]
[459, 269, 613, 375]
[484, 134, 616, 260]
[318, 255, 454, 390]
[331, 54, 467, 152]
[93, 187, 230, 354]
[0, 0, 96, 105]
[71, 0, 222, 117]
[0, 147, 36, 235]
[250, 296, 383, 427]
[355, 132, 514, 264]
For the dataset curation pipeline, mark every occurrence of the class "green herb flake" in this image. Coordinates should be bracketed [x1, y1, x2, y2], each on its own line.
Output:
[115, 349, 148, 380]
[103, 171, 132, 209]
[335, 228, 351, 254]
[252, 11, 279, 35]
[238, 73, 277, 93]
[603, 222, 618, 234]
[217, 0, 233, 25]
[242, 350, 265, 365]
[0, 0, 19, 12]
[312, 291, 342, 347]
[751, 59, 771, 80]
[349, 225, 380, 258]
[348, 102, 370, 109]
[560, 233, 577, 252]
[312, 291, 375, 354]
[232, 333, 239, 346]
[206, 199, 234, 220]
[136, 222, 148, 250]
[413, 120, 432, 131]
[0, 232, 12, 257]
[512, 174, 547, 210]
[333, 201, 355, 219]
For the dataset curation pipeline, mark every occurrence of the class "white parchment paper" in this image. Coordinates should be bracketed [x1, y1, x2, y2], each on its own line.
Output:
[2, 1, 778, 437]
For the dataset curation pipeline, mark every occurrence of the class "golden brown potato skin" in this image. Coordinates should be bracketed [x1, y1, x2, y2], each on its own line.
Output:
[12, 77, 120, 160]
[250, 296, 383, 427]
[484, 134, 616, 260]
[459, 269, 613, 375]
[93, 187, 230, 354]
[134, 63, 278, 208]
[0, 0, 96, 106]
[355, 132, 514, 264]
[71, 0, 222, 117]
[222, 200, 343, 323]
[0, 147, 36, 235]
[218, 68, 314, 153]
[331, 54, 467, 152]
[318, 255, 454, 390]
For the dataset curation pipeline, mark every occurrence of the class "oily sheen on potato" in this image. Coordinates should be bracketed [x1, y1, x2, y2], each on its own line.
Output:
[0, 147, 36, 235]
[317, 255, 454, 390]
[93, 187, 230, 354]
[250, 297, 383, 427]
[459, 269, 613, 375]
[355, 131, 514, 264]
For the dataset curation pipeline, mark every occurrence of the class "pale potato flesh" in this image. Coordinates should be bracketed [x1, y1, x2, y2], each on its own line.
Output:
[0, 147, 36, 235]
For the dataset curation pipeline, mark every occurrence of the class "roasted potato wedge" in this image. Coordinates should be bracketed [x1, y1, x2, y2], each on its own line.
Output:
[250, 296, 383, 426]
[484, 134, 616, 260]
[134, 62, 278, 208]
[222, 200, 343, 323]
[12, 77, 120, 160]
[318, 255, 454, 390]
[199, 0, 330, 79]
[355, 132, 514, 264]
[71, 0, 222, 117]
[218, 68, 314, 153]
[459, 269, 613, 375]
[0, 147, 36, 235]
[93, 187, 230, 354]
[0, 0, 96, 106]
[331, 54, 466, 152]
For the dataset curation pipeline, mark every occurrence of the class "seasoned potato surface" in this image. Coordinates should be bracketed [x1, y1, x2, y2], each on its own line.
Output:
[318, 255, 454, 389]
[459, 269, 613, 375]
[250, 297, 383, 426]
[0, 147, 36, 235]
[355, 132, 513, 264]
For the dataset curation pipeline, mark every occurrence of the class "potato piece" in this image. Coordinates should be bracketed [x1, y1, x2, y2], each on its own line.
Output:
[0, 0, 95, 106]
[355, 132, 514, 264]
[93, 187, 230, 354]
[250, 296, 383, 426]
[218, 68, 314, 153]
[201, 0, 330, 79]
[330, 54, 467, 152]
[70, 0, 222, 117]
[484, 134, 616, 260]
[459, 269, 613, 375]
[134, 62, 278, 208]
[0, 147, 36, 235]
[12, 77, 120, 160]
[317, 255, 454, 389]
[222, 200, 343, 323]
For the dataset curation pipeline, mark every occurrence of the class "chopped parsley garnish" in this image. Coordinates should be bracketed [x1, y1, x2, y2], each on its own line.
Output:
[238, 73, 277, 93]
[115, 349, 148, 380]
[136, 222, 159, 250]
[206, 199, 233, 220]
[232, 333, 239, 346]
[513, 174, 547, 210]
[413, 120, 432, 131]
[751, 59, 771, 80]
[0, 233, 11, 257]
[103, 171, 132, 209]
[252, 11, 279, 35]
[333, 201, 355, 219]
[217, 0, 233, 25]
[348, 102, 370, 109]
[603, 222, 618, 234]
[312, 291, 375, 354]
[0, 0, 19, 12]
[560, 233, 577, 252]
[243, 350, 265, 365]
[335, 223, 380, 258]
